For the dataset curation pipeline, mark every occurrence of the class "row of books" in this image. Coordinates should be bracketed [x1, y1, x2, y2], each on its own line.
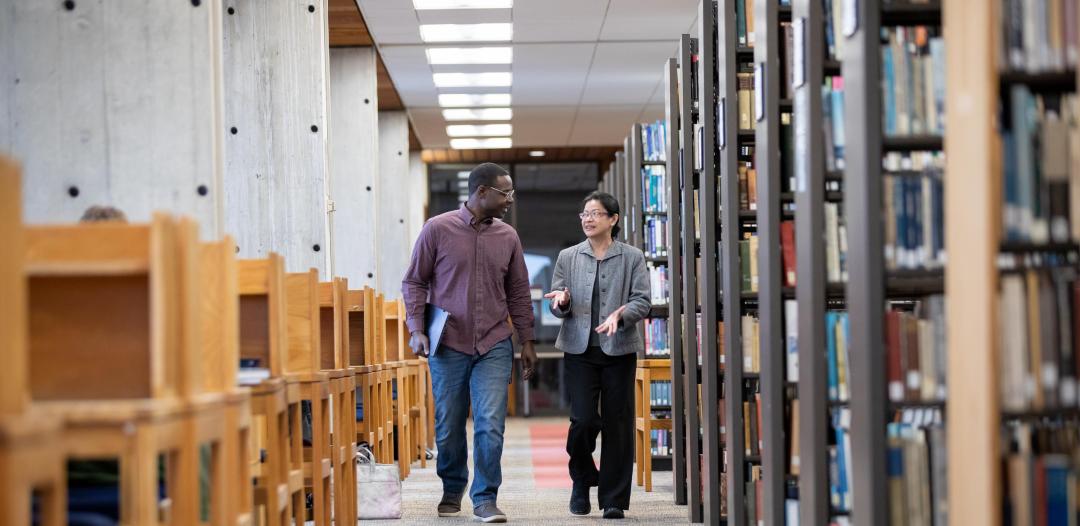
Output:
[642, 120, 668, 162]
[1003, 90, 1080, 245]
[881, 27, 946, 138]
[999, 0, 1079, 74]
[738, 146, 758, 211]
[746, 464, 764, 526]
[738, 65, 757, 131]
[887, 409, 947, 526]
[823, 0, 846, 61]
[886, 295, 948, 404]
[823, 76, 847, 172]
[647, 263, 669, 305]
[740, 233, 761, 293]
[824, 202, 849, 283]
[645, 317, 670, 357]
[1004, 421, 1080, 526]
[744, 382, 763, 456]
[649, 380, 674, 407]
[826, 310, 851, 402]
[742, 314, 761, 373]
[644, 217, 669, 259]
[641, 165, 668, 213]
[884, 172, 946, 271]
[1000, 268, 1080, 412]
[650, 429, 672, 456]
[830, 407, 853, 513]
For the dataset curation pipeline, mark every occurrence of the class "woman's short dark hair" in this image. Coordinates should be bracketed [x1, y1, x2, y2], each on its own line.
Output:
[582, 191, 621, 239]
[468, 162, 509, 195]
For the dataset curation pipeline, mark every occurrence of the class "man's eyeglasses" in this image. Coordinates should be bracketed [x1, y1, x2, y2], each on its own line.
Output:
[484, 185, 515, 200]
[578, 211, 610, 220]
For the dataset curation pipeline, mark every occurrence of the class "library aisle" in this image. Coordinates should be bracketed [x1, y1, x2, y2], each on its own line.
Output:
[362, 417, 686, 525]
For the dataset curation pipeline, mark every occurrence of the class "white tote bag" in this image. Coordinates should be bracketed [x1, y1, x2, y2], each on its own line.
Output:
[356, 445, 402, 520]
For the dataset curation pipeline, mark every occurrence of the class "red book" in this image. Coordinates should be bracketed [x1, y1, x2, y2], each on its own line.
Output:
[905, 313, 921, 400]
[886, 311, 904, 402]
[781, 221, 796, 287]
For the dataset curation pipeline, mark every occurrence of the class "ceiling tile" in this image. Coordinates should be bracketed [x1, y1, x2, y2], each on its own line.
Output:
[512, 0, 607, 42]
[416, 8, 512, 24]
[377, 46, 438, 106]
[511, 43, 595, 106]
[567, 105, 645, 146]
[598, 0, 700, 41]
[579, 42, 677, 105]
[408, 106, 451, 148]
[356, 0, 422, 44]
[510, 106, 576, 146]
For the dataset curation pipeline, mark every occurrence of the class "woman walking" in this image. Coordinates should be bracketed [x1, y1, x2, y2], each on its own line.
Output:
[544, 191, 651, 519]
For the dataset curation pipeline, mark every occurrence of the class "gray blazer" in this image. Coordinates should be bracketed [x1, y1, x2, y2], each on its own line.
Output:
[549, 240, 652, 356]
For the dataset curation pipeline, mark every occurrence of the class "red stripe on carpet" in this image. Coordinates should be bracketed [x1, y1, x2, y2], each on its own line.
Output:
[528, 423, 579, 489]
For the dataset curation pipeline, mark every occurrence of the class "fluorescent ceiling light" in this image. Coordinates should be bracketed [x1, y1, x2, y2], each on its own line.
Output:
[447, 124, 512, 137]
[419, 23, 512, 43]
[450, 137, 513, 149]
[443, 108, 513, 121]
[413, 0, 513, 9]
[438, 93, 511, 107]
[433, 72, 512, 88]
[426, 47, 512, 65]
[529, 150, 546, 157]
[457, 171, 471, 179]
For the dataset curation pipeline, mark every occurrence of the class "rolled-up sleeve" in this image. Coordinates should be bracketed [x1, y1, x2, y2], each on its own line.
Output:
[402, 222, 436, 333]
[505, 237, 536, 342]
[618, 250, 652, 327]
[549, 250, 572, 318]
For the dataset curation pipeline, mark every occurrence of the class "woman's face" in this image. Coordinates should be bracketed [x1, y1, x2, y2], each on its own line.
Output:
[580, 199, 618, 239]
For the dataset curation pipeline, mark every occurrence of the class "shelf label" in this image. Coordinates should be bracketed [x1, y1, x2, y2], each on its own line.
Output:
[842, 0, 858, 37]
[754, 63, 765, 122]
[719, 97, 727, 148]
[793, 18, 805, 88]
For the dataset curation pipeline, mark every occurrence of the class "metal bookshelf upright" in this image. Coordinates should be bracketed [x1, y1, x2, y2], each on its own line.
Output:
[663, 56, 688, 507]
[676, 32, 704, 524]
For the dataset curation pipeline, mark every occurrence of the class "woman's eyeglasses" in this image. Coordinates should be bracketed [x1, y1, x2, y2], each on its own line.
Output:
[578, 211, 610, 220]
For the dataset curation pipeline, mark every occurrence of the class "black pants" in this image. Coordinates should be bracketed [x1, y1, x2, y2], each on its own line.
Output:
[564, 345, 637, 510]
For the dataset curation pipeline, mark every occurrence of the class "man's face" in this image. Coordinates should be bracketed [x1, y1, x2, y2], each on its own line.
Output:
[480, 174, 515, 218]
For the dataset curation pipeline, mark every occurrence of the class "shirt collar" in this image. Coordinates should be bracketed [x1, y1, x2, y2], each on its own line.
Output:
[458, 204, 494, 227]
[580, 239, 623, 260]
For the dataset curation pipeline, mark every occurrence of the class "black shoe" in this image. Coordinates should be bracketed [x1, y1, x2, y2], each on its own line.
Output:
[472, 502, 508, 523]
[570, 484, 591, 515]
[602, 507, 624, 519]
[437, 493, 463, 517]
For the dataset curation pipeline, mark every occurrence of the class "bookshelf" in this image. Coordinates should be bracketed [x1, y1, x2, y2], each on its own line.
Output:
[677, 32, 705, 523]
[791, 0, 834, 524]
[845, 2, 947, 525]
[753, 0, 795, 524]
[699, 0, 725, 524]
[663, 56, 690, 507]
[947, 0, 1080, 524]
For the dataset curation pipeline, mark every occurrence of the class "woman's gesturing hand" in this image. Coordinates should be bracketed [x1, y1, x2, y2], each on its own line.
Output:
[594, 305, 627, 336]
[543, 287, 571, 308]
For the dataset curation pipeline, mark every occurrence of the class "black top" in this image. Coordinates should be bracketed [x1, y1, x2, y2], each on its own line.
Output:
[589, 259, 601, 346]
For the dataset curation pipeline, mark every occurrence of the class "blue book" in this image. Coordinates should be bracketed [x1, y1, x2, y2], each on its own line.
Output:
[424, 303, 450, 357]
[826, 312, 839, 400]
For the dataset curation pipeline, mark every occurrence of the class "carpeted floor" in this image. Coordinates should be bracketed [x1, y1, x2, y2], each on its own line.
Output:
[358, 417, 690, 524]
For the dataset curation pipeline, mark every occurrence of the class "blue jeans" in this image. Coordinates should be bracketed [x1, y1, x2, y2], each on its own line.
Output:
[428, 338, 513, 507]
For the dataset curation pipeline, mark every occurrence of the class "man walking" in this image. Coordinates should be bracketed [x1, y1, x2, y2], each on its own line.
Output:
[402, 162, 538, 523]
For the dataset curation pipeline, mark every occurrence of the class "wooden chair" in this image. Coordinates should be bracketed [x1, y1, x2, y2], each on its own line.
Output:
[0, 157, 65, 526]
[634, 359, 673, 492]
[371, 294, 394, 465]
[238, 255, 302, 526]
[199, 237, 254, 526]
[383, 298, 412, 479]
[26, 213, 199, 524]
[345, 287, 377, 451]
[284, 269, 332, 525]
[317, 277, 357, 524]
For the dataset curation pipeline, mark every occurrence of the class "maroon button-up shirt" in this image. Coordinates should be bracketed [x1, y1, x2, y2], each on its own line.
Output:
[401, 205, 535, 355]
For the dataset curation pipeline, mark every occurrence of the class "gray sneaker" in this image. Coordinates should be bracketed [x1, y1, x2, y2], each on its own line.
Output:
[438, 493, 463, 517]
[472, 502, 507, 523]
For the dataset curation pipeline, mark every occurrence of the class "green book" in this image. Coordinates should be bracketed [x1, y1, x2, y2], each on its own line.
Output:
[740, 240, 752, 291]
